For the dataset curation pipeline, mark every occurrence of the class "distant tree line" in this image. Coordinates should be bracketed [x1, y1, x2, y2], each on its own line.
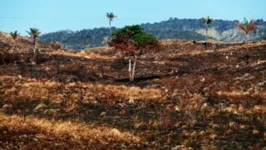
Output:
[39, 18, 266, 50]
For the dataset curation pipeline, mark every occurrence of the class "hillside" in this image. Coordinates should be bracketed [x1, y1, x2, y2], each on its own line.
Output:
[40, 18, 266, 49]
[0, 31, 50, 52]
[0, 32, 266, 149]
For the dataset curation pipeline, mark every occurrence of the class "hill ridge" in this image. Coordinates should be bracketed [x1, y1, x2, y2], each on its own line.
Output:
[39, 18, 266, 49]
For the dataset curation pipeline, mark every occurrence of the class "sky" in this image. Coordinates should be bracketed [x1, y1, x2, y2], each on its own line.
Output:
[0, 0, 265, 35]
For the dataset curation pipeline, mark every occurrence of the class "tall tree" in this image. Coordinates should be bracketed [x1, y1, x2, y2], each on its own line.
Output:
[10, 31, 19, 65]
[236, 17, 257, 64]
[27, 28, 41, 55]
[201, 16, 214, 39]
[106, 12, 116, 37]
[201, 16, 214, 49]
[27, 28, 41, 64]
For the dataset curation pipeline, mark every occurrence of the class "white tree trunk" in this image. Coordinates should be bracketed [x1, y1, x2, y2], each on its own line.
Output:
[33, 38, 37, 64]
[129, 59, 132, 81]
[33, 39, 36, 54]
[132, 56, 137, 81]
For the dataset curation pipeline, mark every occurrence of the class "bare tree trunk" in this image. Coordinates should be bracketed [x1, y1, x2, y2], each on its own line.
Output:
[33, 39, 36, 55]
[127, 56, 137, 82]
[129, 59, 132, 81]
[33, 39, 37, 64]
[109, 20, 112, 37]
[132, 56, 137, 81]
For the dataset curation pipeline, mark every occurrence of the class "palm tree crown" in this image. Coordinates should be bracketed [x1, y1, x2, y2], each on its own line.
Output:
[200, 16, 214, 46]
[106, 12, 116, 23]
[10, 31, 19, 40]
[27, 28, 41, 41]
[201, 16, 214, 25]
[236, 17, 256, 34]
[26, 28, 41, 58]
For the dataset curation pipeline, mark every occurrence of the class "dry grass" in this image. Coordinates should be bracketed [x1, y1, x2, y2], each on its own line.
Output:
[0, 113, 141, 149]
[1, 75, 162, 103]
[0, 39, 265, 149]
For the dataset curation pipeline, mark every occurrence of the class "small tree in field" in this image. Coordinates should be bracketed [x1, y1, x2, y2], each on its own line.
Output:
[236, 17, 257, 64]
[201, 16, 214, 49]
[109, 25, 159, 81]
[27, 28, 41, 63]
[10, 31, 19, 65]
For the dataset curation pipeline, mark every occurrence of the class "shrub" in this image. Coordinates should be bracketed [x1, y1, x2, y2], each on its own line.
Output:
[133, 33, 158, 49]
[110, 25, 158, 54]
[50, 41, 62, 50]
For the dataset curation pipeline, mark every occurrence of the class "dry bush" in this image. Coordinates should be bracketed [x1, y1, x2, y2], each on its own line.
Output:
[50, 41, 62, 50]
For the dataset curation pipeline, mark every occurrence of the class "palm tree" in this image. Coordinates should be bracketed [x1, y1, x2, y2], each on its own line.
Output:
[201, 16, 214, 49]
[236, 17, 256, 41]
[27, 28, 41, 64]
[10, 31, 19, 65]
[236, 17, 257, 64]
[10, 31, 19, 41]
[106, 12, 116, 37]
[27, 28, 41, 55]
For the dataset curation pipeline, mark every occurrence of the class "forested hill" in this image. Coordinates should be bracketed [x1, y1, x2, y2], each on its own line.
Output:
[40, 18, 266, 49]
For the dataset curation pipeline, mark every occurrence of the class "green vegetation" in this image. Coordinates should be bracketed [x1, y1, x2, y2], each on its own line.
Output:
[111, 25, 158, 50]
[110, 25, 158, 81]
[133, 32, 158, 49]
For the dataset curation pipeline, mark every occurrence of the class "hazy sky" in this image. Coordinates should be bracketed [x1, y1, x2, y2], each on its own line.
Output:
[1, 0, 265, 35]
